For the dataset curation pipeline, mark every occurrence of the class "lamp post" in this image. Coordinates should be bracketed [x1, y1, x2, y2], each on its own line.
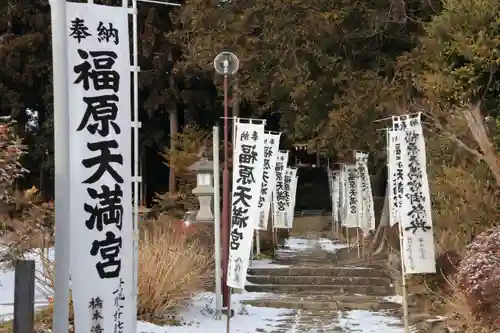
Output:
[188, 154, 223, 318]
[213, 52, 239, 309]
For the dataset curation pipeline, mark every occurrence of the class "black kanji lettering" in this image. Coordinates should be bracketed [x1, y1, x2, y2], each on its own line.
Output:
[114, 321, 124, 333]
[92, 310, 103, 320]
[97, 22, 119, 45]
[232, 206, 248, 228]
[239, 144, 257, 164]
[240, 131, 249, 141]
[90, 231, 122, 279]
[79, 95, 121, 136]
[89, 297, 103, 309]
[264, 147, 272, 159]
[405, 219, 431, 234]
[74, 50, 120, 92]
[230, 228, 243, 250]
[84, 184, 124, 231]
[232, 185, 252, 207]
[69, 18, 91, 43]
[82, 140, 124, 184]
[237, 164, 255, 185]
[91, 324, 103, 333]
[114, 308, 123, 321]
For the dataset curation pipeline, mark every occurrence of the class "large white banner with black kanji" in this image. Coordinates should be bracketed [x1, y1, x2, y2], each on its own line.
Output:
[227, 120, 265, 288]
[339, 167, 347, 224]
[388, 128, 404, 227]
[355, 152, 375, 233]
[290, 175, 299, 224]
[256, 132, 281, 230]
[344, 165, 359, 228]
[394, 115, 436, 274]
[272, 151, 289, 229]
[284, 167, 298, 228]
[67, 3, 133, 333]
[331, 171, 340, 226]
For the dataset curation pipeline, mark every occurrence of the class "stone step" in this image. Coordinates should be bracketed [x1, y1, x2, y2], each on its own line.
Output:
[245, 283, 393, 295]
[242, 297, 401, 312]
[246, 275, 391, 286]
[247, 266, 390, 278]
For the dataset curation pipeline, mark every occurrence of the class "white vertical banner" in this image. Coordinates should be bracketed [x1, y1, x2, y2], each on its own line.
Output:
[344, 165, 359, 227]
[327, 167, 333, 201]
[256, 132, 281, 230]
[331, 171, 340, 225]
[355, 153, 367, 233]
[355, 152, 375, 232]
[339, 167, 347, 224]
[284, 167, 298, 228]
[272, 151, 289, 229]
[398, 114, 436, 274]
[327, 168, 334, 223]
[227, 119, 265, 288]
[388, 128, 404, 227]
[290, 175, 299, 222]
[67, 3, 133, 333]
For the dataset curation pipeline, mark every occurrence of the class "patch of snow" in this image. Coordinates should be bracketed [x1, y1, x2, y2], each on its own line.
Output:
[316, 238, 347, 253]
[337, 309, 408, 333]
[249, 259, 288, 269]
[384, 295, 403, 304]
[137, 292, 292, 333]
[284, 238, 311, 251]
[0, 248, 55, 321]
[284, 237, 347, 253]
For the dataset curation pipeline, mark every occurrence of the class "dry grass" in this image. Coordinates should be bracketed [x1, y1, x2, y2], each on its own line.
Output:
[25, 215, 214, 327]
[137, 221, 214, 322]
[430, 165, 497, 252]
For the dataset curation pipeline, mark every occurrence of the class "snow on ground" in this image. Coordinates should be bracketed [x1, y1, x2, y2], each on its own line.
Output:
[249, 259, 288, 269]
[0, 246, 413, 333]
[284, 237, 347, 253]
[139, 304, 412, 333]
[337, 309, 410, 333]
[0, 248, 54, 320]
[384, 295, 403, 304]
[138, 292, 292, 333]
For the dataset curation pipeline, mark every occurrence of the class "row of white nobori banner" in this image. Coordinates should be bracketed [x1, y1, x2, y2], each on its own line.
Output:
[227, 119, 298, 289]
[327, 113, 436, 275]
[327, 151, 376, 234]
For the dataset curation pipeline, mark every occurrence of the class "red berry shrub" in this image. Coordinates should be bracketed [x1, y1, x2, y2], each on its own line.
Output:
[456, 226, 500, 324]
[0, 120, 27, 197]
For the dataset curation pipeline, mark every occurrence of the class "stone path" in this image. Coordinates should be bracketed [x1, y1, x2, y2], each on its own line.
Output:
[244, 234, 408, 332]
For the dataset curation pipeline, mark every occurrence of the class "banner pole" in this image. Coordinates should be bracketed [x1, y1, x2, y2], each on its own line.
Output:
[399, 223, 410, 333]
[212, 126, 222, 318]
[49, 0, 71, 331]
[346, 227, 350, 251]
[356, 228, 360, 259]
[255, 229, 261, 256]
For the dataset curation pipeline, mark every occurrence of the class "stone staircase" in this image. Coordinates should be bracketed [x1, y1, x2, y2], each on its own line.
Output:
[243, 236, 399, 317]
[246, 266, 393, 296]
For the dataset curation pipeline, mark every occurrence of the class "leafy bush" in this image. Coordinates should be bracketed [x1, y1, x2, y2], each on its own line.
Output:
[455, 226, 500, 325]
[0, 119, 28, 199]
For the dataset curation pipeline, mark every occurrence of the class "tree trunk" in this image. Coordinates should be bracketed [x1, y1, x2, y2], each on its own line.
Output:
[169, 109, 178, 193]
[463, 105, 500, 186]
[168, 76, 178, 193]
